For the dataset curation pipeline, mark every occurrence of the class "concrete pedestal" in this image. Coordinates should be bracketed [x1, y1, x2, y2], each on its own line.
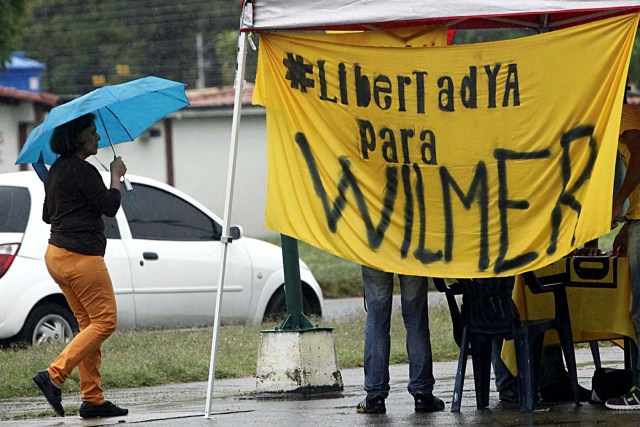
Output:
[256, 329, 343, 395]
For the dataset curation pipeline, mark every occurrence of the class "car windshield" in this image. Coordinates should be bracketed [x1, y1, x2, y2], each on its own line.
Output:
[0, 186, 30, 233]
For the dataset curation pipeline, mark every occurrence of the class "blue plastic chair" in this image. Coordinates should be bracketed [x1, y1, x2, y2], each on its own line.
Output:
[435, 272, 581, 412]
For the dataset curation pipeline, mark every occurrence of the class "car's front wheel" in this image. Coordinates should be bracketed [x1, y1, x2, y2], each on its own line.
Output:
[16, 302, 79, 346]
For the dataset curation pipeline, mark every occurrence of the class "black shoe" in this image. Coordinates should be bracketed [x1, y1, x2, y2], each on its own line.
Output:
[79, 401, 129, 419]
[414, 392, 445, 413]
[540, 382, 591, 402]
[355, 394, 386, 414]
[32, 370, 64, 417]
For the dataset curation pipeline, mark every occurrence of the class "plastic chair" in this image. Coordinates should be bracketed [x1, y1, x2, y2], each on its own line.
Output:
[434, 277, 516, 412]
[435, 272, 582, 412]
[516, 271, 581, 411]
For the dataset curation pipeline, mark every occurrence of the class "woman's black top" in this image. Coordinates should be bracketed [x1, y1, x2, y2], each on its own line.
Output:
[43, 155, 121, 256]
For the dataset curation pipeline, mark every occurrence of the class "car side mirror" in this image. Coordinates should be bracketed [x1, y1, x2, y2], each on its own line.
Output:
[230, 225, 243, 240]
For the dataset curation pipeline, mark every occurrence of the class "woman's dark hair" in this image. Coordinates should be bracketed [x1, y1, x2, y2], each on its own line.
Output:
[50, 113, 96, 155]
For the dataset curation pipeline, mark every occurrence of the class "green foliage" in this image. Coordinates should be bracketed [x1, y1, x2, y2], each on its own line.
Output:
[16, 6, 640, 95]
[0, 0, 27, 66]
[629, 33, 640, 88]
[214, 29, 260, 83]
[452, 28, 536, 44]
[18, 0, 247, 94]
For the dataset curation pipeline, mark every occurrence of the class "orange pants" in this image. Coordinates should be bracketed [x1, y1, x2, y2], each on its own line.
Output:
[44, 244, 117, 404]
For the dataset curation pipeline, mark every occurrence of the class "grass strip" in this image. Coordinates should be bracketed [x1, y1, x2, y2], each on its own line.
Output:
[0, 304, 457, 400]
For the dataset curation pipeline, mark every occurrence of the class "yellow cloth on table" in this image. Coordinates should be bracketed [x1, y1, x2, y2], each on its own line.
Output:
[502, 257, 635, 376]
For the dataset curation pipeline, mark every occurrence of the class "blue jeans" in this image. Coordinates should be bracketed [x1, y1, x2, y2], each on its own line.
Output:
[362, 265, 435, 398]
[627, 220, 640, 383]
[492, 340, 517, 392]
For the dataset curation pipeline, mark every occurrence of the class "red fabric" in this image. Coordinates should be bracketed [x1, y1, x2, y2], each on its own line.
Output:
[447, 29, 456, 45]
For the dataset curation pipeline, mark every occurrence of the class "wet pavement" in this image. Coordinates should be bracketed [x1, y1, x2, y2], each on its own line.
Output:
[2, 294, 638, 425]
[1, 346, 637, 426]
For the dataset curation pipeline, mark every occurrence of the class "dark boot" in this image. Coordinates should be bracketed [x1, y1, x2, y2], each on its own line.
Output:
[414, 392, 445, 413]
[32, 370, 64, 417]
[79, 401, 128, 419]
[355, 394, 386, 414]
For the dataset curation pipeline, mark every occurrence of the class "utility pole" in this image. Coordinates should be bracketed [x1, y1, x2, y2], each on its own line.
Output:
[196, 33, 205, 89]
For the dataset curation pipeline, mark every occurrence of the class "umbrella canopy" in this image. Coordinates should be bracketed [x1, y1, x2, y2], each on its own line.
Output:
[241, 0, 640, 31]
[16, 76, 189, 165]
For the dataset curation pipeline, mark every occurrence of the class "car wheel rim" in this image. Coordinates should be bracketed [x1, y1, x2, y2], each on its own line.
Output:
[33, 314, 73, 345]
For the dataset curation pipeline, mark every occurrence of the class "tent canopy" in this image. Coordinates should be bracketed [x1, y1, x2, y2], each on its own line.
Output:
[241, 0, 640, 32]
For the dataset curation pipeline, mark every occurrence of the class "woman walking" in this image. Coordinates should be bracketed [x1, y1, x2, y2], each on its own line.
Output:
[32, 113, 128, 419]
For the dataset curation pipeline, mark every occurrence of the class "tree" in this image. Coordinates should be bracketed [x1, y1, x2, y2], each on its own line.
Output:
[213, 29, 259, 85]
[452, 28, 535, 45]
[0, 0, 27, 67]
[18, 0, 244, 94]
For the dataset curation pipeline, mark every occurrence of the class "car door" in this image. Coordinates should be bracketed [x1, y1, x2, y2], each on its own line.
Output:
[118, 182, 253, 328]
[102, 213, 135, 330]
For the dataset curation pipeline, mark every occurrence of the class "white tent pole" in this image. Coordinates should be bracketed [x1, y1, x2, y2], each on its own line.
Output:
[204, 29, 249, 419]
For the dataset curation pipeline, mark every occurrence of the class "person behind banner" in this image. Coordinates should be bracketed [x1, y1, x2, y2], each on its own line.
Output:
[605, 94, 640, 410]
[355, 265, 445, 414]
[492, 149, 625, 404]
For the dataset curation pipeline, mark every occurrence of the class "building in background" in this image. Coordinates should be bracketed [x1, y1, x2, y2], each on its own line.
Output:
[0, 52, 46, 93]
[89, 84, 273, 238]
[0, 52, 57, 175]
[1, 75, 272, 237]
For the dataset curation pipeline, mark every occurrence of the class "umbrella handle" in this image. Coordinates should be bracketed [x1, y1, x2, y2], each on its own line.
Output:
[112, 154, 132, 192]
[123, 176, 133, 192]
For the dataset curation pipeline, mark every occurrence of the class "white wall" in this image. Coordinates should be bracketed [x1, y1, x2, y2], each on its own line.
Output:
[93, 129, 168, 182]
[172, 109, 272, 238]
[0, 102, 35, 174]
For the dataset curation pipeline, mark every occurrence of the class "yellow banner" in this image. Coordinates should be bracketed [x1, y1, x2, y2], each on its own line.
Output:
[254, 14, 638, 278]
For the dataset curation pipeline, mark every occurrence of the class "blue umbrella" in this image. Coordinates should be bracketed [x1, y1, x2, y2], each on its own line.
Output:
[16, 76, 190, 165]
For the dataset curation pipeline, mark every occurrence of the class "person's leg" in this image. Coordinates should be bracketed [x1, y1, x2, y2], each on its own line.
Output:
[398, 274, 433, 395]
[627, 220, 640, 386]
[52, 275, 104, 401]
[538, 345, 592, 402]
[361, 265, 394, 399]
[606, 224, 640, 410]
[399, 274, 444, 412]
[44, 247, 117, 404]
[538, 345, 569, 389]
[74, 258, 110, 405]
[492, 339, 518, 401]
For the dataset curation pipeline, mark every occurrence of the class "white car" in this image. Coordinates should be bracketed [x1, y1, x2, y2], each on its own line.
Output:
[0, 171, 323, 345]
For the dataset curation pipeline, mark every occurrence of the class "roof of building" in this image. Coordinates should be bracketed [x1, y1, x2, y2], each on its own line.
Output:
[4, 51, 46, 71]
[185, 83, 255, 108]
[0, 85, 57, 106]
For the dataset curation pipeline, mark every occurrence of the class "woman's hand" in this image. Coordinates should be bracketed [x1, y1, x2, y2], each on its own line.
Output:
[110, 157, 127, 178]
[110, 156, 127, 189]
